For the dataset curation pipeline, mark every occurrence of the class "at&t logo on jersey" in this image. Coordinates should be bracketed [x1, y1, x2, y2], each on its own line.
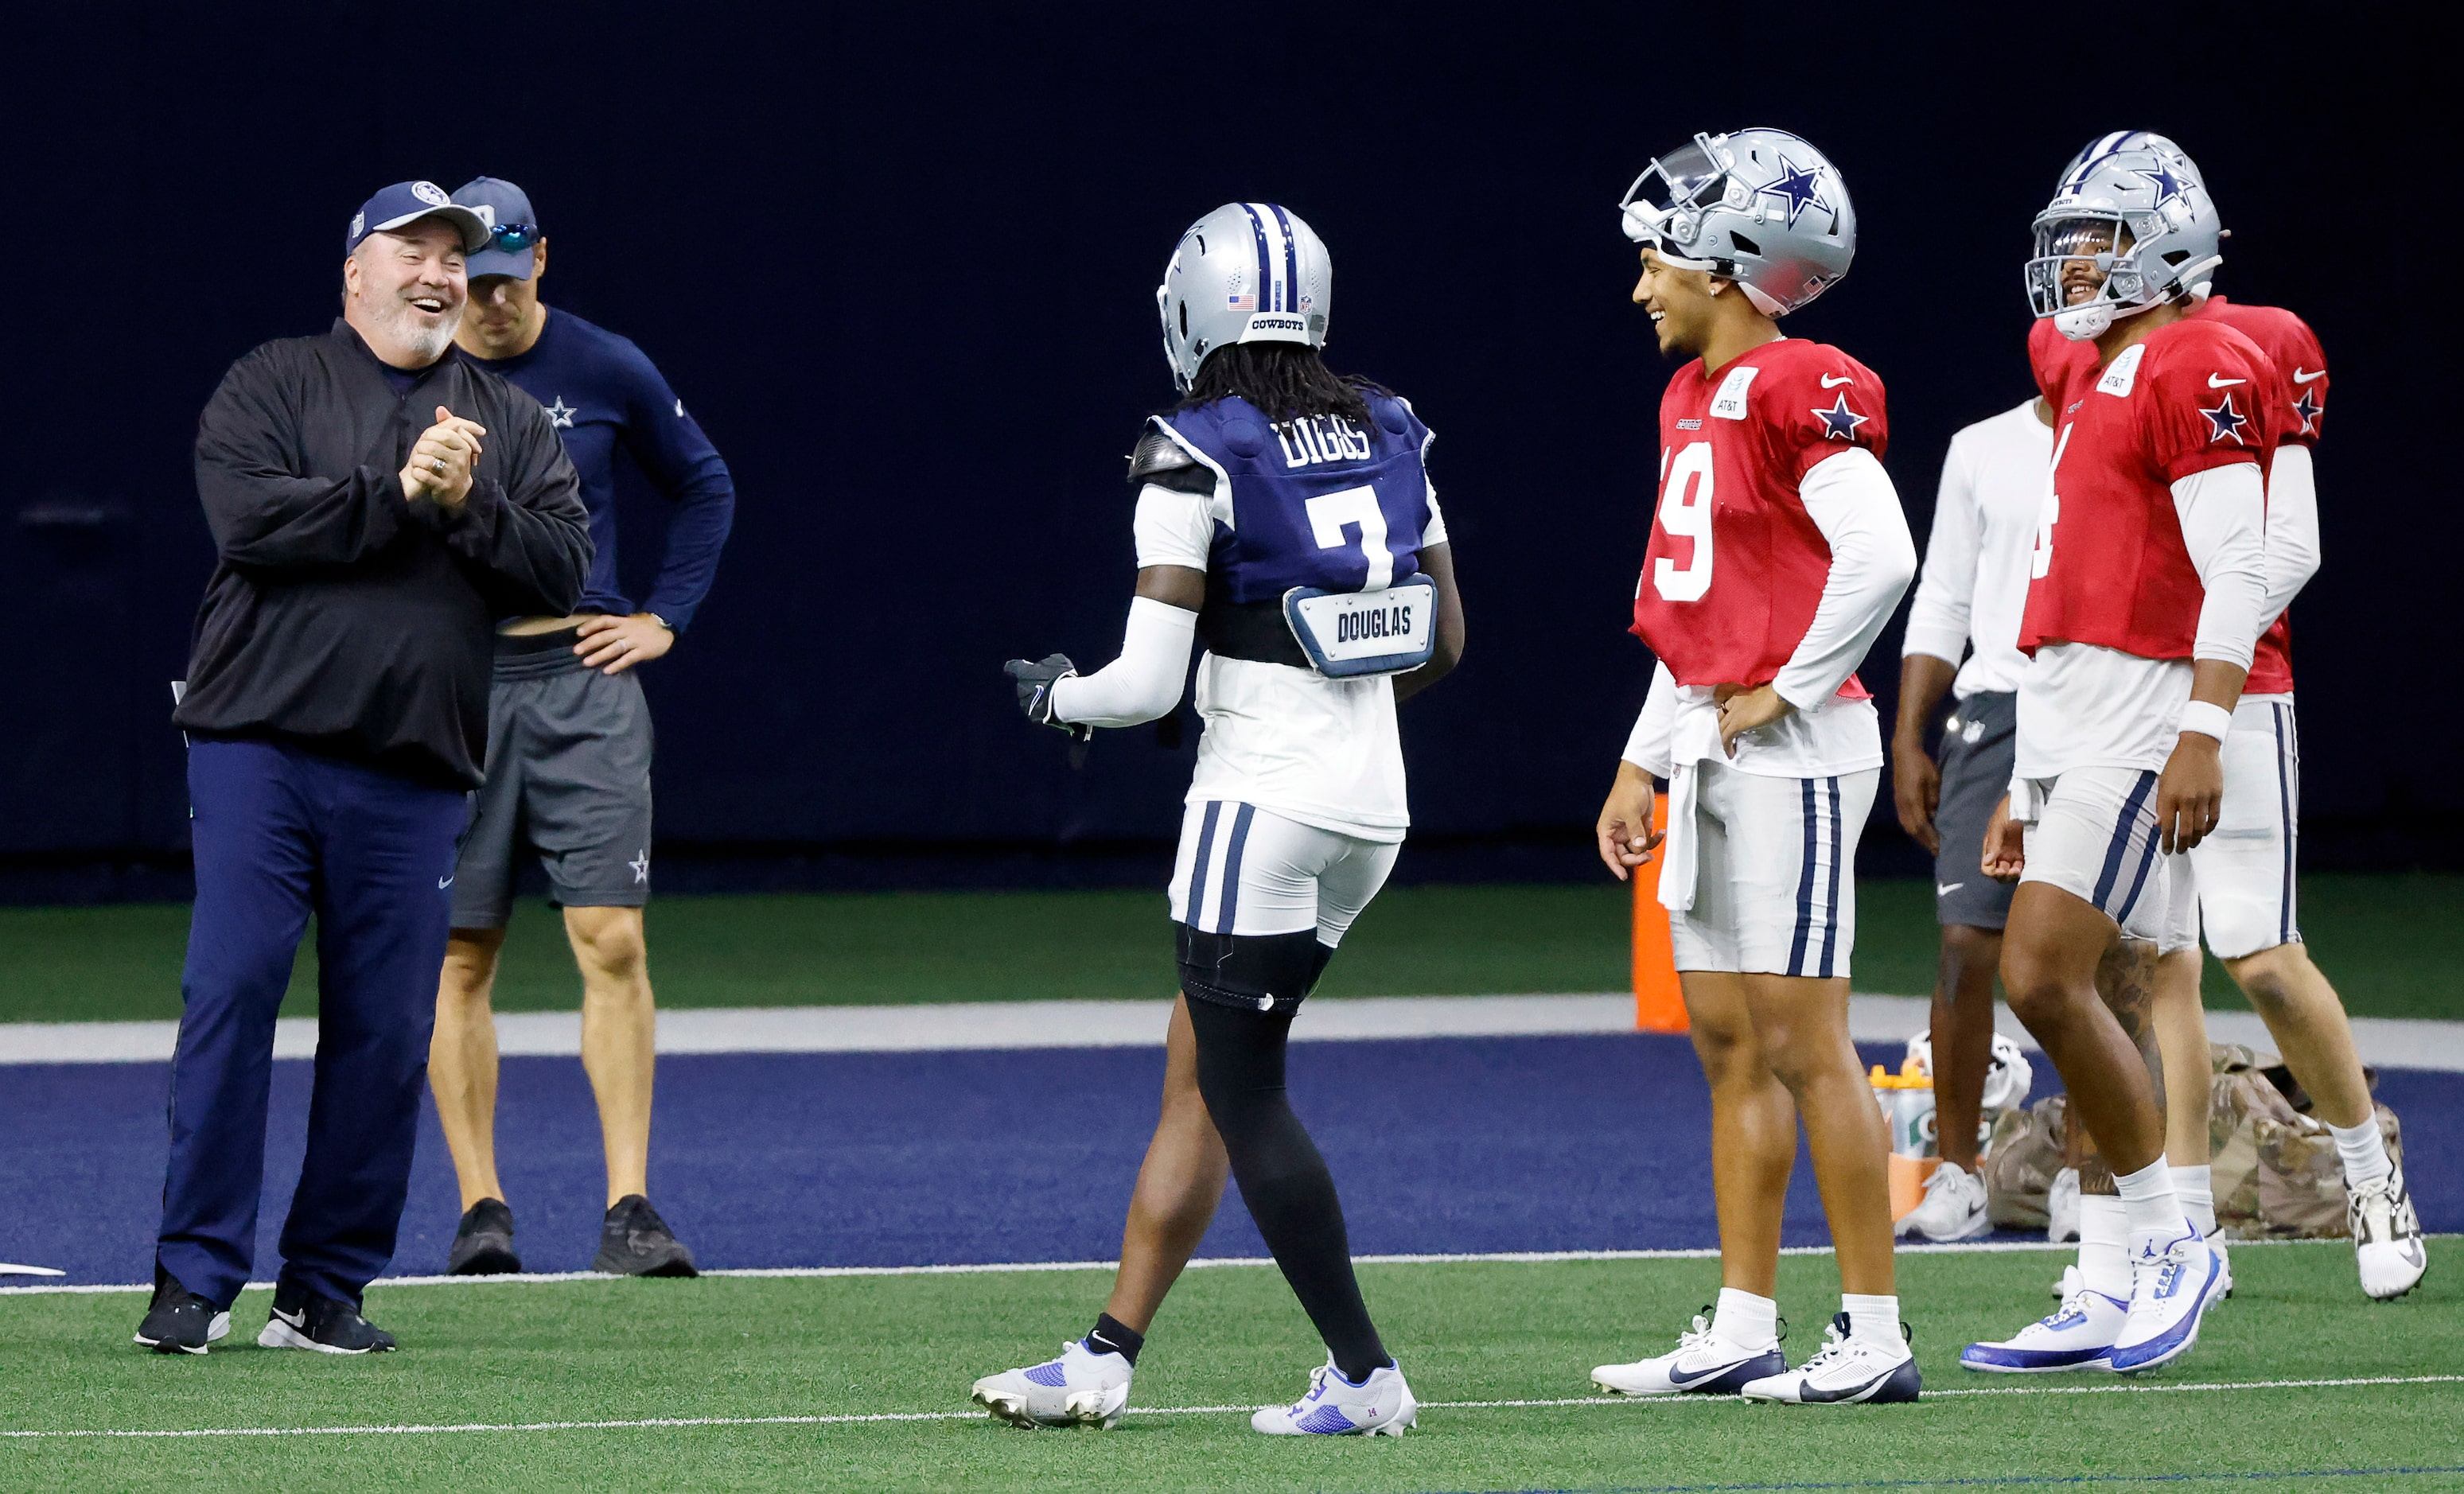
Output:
[1275, 414, 1373, 468]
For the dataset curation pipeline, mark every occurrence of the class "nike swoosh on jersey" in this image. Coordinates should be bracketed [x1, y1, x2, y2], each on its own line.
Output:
[1937, 882, 1964, 896]
[2291, 368, 2326, 383]
[1820, 373, 1853, 387]
[2206, 374, 2245, 388]
[438, 876, 454, 889]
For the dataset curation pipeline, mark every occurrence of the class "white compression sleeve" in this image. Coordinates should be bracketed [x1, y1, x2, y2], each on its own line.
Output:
[1621, 662, 1678, 777]
[2171, 462, 2268, 669]
[2259, 444, 2321, 624]
[1774, 446, 1918, 710]
[1901, 434, 1979, 667]
[1045, 596, 1197, 728]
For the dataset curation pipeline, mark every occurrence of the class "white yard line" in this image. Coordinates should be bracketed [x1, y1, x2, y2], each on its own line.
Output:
[6, 1374, 2458, 1441]
[6, 994, 2462, 1069]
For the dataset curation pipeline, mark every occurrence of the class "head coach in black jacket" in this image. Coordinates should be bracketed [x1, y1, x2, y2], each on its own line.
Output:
[138, 181, 591, 1356]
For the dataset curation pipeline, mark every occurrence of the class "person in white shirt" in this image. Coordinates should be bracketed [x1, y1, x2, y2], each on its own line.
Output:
[1889, 393, 2054, 1241]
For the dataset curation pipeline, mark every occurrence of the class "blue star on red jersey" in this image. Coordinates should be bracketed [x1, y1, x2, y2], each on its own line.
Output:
[1812, 392, 1868, 441]
[2200, 390, 2250, 444]
[2292, 387, 2322, 435]
[1759, 155, 1831, 228]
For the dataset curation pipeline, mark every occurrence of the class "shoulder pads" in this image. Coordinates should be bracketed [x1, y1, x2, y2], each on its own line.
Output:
[1127, 426, 1198, 484]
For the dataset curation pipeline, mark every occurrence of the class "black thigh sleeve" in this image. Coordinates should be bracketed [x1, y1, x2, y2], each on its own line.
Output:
[1177, 927, 1337, 1016]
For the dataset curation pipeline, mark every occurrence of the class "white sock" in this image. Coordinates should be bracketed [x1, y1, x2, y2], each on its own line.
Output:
[2079, 1196, 2131, 1301]
[1711, 1287, 1778, 1350]
[2173, 1163, 2216, 1235]
[1840, 1293, 1902, 1351]
[2114, 1156, 2184, 1239]
[2326, 1116, 2393, 1189]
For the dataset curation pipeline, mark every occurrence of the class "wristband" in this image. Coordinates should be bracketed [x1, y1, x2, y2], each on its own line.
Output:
[2178, 701, 2233, 745]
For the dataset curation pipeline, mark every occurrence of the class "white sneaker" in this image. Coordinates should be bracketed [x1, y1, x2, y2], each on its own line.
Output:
[2350, 1168, 2429, 1301]
[972, 1340, 1134, 1429]
[2046, 1166, 2081, 1243]
[2107, 1223, 2221, 1373]
[1250, 1358, 1416, 1436]
[1738, 1314, 1920, 1404]
[1962, 1282, 2127, 1372]
[1896, 1161, 1990, 1242]
[1591, 1311, 1785, 1396]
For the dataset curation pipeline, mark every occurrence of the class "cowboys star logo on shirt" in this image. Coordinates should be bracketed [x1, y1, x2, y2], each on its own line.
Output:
[2199, 388, 2250, 445]
[1812, 392, 1868, 440]
[543, 396, 577, 430]
[2291, 387, 2322, 435]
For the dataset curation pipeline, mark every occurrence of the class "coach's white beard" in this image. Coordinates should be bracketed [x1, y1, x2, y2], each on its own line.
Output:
[362, 291, 458, 364]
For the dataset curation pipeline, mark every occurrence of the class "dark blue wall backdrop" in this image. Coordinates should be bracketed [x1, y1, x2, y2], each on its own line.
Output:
[6, 3, 2448, 898]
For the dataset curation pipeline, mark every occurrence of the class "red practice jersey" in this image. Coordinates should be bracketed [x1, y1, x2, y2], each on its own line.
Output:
[2028, 298, 2326, 690]
[1630, 337, 1886, 695]
[2021, 317, 2278, 663]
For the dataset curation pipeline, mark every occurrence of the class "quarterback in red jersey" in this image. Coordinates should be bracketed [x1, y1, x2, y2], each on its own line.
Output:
[2026, 150, 2424, 1302]
[1593, 129, 1920, 1406]
[1961, 134, 2267, 1379]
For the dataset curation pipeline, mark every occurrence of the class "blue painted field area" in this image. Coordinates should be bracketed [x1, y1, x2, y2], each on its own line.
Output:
[6, 1033, 2458, 1285]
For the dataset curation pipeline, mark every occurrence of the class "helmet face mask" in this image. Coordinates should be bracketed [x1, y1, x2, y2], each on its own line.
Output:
[1156, 203, 1333, 393]
[1617, 129, 1855, 318]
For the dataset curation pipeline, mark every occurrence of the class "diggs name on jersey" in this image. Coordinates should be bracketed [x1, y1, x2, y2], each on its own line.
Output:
[1275, 414, 1374, 468]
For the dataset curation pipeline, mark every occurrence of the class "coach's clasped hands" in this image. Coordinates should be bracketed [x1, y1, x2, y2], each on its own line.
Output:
[401, 406, 487, 508]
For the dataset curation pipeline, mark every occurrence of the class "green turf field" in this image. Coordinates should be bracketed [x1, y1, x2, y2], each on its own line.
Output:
[1, 875, 2458, 1025]
[4, 1243, 2458, 1491]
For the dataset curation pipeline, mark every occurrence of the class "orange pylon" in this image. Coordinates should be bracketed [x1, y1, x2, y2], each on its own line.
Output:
[1631, 791, 1687, 1033]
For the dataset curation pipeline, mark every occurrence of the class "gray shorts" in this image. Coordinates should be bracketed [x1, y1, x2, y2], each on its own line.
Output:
[450, 629, 654, 930]
[1933, 689, 2016, 931]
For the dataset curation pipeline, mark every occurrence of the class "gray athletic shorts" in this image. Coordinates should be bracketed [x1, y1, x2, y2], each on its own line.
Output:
[1933, 689, 2016, 931]
[450, 628, 654, 929]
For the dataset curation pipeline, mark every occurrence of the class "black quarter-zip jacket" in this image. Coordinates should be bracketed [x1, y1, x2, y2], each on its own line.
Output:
[173, 320, 592, 788]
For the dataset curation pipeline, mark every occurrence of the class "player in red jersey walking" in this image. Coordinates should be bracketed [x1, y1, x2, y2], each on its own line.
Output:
[1962, 134, 2267, 1376]
[1590, 130, 1921, 1406]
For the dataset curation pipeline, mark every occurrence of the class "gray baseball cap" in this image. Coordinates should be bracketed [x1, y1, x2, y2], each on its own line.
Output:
[452, 176, 543, 280]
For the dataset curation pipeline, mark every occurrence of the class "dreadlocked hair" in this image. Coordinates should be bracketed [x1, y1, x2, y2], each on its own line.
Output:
[1179, 343, 1387, 426]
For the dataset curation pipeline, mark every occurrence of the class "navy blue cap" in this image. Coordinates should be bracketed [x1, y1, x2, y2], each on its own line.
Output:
[452, 177, 543, 280]
[347, 181, 490, 257]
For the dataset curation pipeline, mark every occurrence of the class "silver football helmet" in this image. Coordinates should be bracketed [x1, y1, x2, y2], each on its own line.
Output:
[2026, 133, 2223, 341]
[1618, 128, 1855, 317]
[1157, 203, 1332, 392]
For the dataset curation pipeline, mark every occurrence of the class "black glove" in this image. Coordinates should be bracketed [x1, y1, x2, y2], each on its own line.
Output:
[1005, 653, 1094, 766]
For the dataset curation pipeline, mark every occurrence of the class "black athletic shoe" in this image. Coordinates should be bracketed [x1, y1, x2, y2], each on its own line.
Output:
[592, 1194, 698, 1277]
[134, 1266, 229, 1355]
[258, 1281, 397, 1354]
[448, 1198, 524, 1276]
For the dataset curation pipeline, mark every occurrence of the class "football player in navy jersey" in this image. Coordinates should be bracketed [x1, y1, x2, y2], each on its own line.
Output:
[974, 204, 1463, 1438]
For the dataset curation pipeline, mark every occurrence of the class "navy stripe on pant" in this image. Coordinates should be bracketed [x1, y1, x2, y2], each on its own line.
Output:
[158, 738, 465, 1309]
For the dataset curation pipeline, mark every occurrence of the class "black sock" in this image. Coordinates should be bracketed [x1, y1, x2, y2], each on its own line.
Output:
[1087, 1313, 1144, 1366]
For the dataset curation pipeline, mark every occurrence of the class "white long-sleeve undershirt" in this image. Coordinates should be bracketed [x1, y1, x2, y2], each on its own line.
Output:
[2260, 443, 2321, 626]
[1773, 446, 1920, 711]
[2174, 461, 2268, 670]
[1045, 596, 1197, 727]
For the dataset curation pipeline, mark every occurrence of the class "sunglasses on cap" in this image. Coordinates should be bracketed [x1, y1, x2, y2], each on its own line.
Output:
[488, 223, 542, 253]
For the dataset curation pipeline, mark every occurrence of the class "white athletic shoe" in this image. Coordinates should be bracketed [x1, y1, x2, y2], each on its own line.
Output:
[972, 1340, 1134, 1429]
[1250, 1358, 1416, 1436]
[1591, 1311, 1786, 1396]
[2107, 1223, 2222, 1374]
[2046, 1166, 2082, 1243]
[2351, 1168, 2429, 1301]
[1962, 1282, 2127, 1372]
[1896, 1160, 1990, 1242]
[1738, 1314, 1920, 1404]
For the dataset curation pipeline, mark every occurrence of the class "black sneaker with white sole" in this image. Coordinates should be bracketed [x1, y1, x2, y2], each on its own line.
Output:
[258, 1282, 397, 1354]
[134, 1266, 230, 1355]
[448, 1197, 524, 1276]
[592, 1194, 698, 1277]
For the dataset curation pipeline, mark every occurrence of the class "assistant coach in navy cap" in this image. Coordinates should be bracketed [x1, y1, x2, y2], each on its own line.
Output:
[137, 181, 591, 1356]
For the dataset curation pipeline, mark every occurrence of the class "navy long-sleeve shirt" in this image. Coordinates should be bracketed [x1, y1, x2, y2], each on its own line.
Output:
[467, 308, 736, 630]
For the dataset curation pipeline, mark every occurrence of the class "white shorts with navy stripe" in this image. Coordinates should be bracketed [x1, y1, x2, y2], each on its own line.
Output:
[2159, 694, 2302, 959]
[2018, 765, 2170, 943]
[1167, 800, 1399, 944]
[1668, 761, 1878, 978]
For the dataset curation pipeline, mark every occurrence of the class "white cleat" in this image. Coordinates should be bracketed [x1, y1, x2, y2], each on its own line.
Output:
[1739, 1314, 1920, 1404]
[1251, 1358, 1416, 1436]
[1963, 1282, 2126, 1372]
[1897, 1160, 1990, 1242]
[2351, 1168, 2429, 1301]
[2107, 1223, 2221, 1374]
[2046, 1166, 2082, 1243]
[971, 1340, 1133, 1429]
[1592, 1312, 1785, 1396]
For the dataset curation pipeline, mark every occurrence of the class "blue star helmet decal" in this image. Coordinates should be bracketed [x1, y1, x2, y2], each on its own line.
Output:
[2200, 390, 2250, 445]
[2292, 387, 2322, 435]
[1758, 154, 1830, 229]
[2134, 161, 2190, 210]
[1812, 392, 1868, 441]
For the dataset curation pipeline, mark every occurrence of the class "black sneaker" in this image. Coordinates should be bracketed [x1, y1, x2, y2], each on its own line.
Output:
[592, 1195, 698, 1277]
[134, 1266, 229, 1355]
[258, 1281, 397, 1354]
[448, 1198, 524, 1276]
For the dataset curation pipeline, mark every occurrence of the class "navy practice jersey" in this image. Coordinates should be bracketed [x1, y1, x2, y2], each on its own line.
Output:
[1158, 393, 1432, 604]
[468, 309, 736, 630]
